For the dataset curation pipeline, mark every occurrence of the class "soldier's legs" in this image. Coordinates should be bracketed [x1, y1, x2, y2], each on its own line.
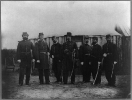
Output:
[71, 69, 75, 83]
[91, 61, 98, 80]
[53, 59, 58, 81]
[94, 69, 102, 84]
[105, 63, 116, 86]
[63, 70, 68, 84]
[56, 68, 62, 82]
[19, 67, 25, 85]
[105, 70, 111, 85]
[44, 69, 50, 84]
[111, 72, 116, 85]
[25, 67, 31, 85]
[38, 68, 44, 84]
[85, 66, 91, 82]
[81, 65, 86, 82]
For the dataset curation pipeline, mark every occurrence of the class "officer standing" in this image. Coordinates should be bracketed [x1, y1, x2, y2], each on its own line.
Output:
[91, 37, 102, 85]
[62, 32, 77, 84]
[35, 33, 50, 84]
[79, 36, 92, 83]
[17, 32, 35, 86]
[102, 34, 117, 87]
[50, 36, 62, 83]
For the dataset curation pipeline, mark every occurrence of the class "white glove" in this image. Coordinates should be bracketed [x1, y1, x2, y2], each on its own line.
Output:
[52, 55, 54, 58]
[114, 61, 117, 64]
[17, 60, 21, 63]
[103, 53, 107, 57]
[48, 52, 50, 56]
[32, 59, 35, 62]
[81, 62, 84, 65]
[37, 60, 40, 63]
[98, 62, 101, 65]
[89, 62, 91, 65]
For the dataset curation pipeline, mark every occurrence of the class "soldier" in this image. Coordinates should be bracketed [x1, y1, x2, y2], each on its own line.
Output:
[17, 32, 35, 86]
[35, 33, 50, 84]
[79, 36, 92, 83]
[62, 32, 77, 84]
[50, 36, 62, 83]
[91, 37, 102, 85]
[102, 34, 117, 87]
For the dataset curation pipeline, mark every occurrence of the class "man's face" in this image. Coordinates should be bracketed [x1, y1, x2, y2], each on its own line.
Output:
[22, 35, 28, 40]
[106, 37, 111, 42]
[85, 38, 89, 44]
[53, 37, 57, 43]
[93, 39, 97, 43]
[67, 36, 71, 41]
[39, 35, 44, 40]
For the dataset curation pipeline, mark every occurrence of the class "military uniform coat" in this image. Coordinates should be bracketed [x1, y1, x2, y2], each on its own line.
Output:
[17, 40, 34, 68]
[91, 43, 102, 62]
[62, 41, 77, 71]
[79, 44, 92, 63]
[36, 39, 50, 69]
[102, 42, 117, 70]
[50, 42, 62, 71]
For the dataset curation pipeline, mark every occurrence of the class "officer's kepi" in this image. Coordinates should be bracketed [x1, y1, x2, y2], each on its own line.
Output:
[84, 35, 89, 39]
[66, 32, 72, 37]
[22, 32, 29, 37]
[106, 34, 111, 39]
[39, 32, 44, 36]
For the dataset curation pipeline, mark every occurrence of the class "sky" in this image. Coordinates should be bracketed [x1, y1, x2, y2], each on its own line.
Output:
[1, 1, 130, 49]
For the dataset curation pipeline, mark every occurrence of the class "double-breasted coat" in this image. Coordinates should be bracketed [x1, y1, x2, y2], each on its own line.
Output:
[35, 39, 50, 69]
[17, 39, 34, 68]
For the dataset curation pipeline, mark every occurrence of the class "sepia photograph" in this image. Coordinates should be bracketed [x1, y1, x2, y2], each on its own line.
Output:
[1, 1, 131, 99]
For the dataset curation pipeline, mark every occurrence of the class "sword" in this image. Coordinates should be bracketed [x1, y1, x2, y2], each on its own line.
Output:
[93, 57, 104, 85]
[111, 63, 115, 78]
[70, 50, 76, 79]
[93, 63, 100, 85]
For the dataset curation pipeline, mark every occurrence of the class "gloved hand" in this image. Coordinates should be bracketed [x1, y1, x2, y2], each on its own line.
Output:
[103, 53, 107, 57]
[98, 62, 101, 65]
[32, 59, 35, 62]
[37, 60, 40, 63]
[89, 62, 91, 65]
[17, 59, 21, 63]
[114, 61, 117, 64]
[81, 62, 84, 65]
[52, 55, 54, 58]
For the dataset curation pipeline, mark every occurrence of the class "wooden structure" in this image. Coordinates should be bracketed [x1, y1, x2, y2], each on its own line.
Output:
[29, 34, 130, 75]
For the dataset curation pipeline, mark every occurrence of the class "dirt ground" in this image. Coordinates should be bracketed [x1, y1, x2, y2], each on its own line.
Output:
[2, 69, 131, 99]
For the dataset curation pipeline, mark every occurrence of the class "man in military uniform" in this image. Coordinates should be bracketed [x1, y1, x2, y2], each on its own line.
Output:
[91, 37, 102, 85]
[50, 36, 62, 83]
[62, 32, 77, 84]
[102, 34, 117, 87]
[79, 36, 92, 83]
[35, 33, 50, 84]
[17, 32, 35, 86]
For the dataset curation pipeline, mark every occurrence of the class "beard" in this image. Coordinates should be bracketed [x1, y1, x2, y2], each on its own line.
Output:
[23, 37, 28, 40]
[53, 40, 56, 43]
[85, 41, 88, 44]
[92, 42, 97, 45]
[66, 38, 70, 41]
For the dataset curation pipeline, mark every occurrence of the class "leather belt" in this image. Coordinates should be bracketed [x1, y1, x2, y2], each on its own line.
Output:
[40, 52, 47, 54]
[85, 54, 90, 56]
[21, 52, 30, 53]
